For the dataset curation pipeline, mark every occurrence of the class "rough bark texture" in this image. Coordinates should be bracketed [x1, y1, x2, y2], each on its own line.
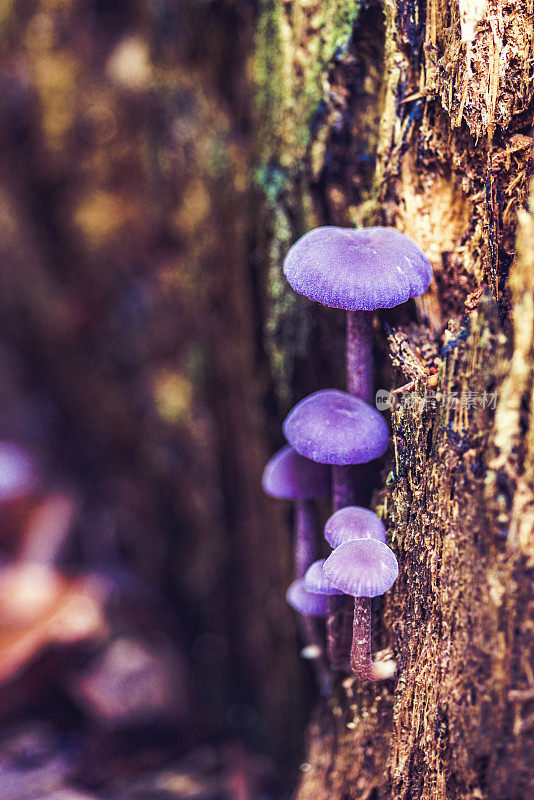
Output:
[256, 1, 534, 798]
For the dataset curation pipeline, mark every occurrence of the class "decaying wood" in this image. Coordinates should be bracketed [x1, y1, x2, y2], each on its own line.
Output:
[256, 0, 534, 797]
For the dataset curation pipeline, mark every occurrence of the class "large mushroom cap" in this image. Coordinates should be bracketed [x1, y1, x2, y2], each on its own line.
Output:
[283, 226, 432, 311]
[323, 539, 398, 598]
[262, 445, 330, 499]
[304, 559, 342, 596]
[324, 506, 386, 548]
[283, 389, 389, 465]
[286, 579, 329, 617]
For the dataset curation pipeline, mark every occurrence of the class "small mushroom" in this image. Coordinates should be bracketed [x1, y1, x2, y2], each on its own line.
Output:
[286, 579, 332, 695]
[286, 578, 330, 617]
[303, 559, 342, 597]
[323, 539, 398, 680]
[262, 445, 329, 578]
[263, 447, 330, 692]
[283, 226, 432, 402]
[324, 506, 386, 548]
[304, 559, 352, 673]
[283, 389, 388, 509]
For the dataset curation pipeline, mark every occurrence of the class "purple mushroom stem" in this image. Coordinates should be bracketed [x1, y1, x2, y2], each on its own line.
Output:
[346, 310, 374, 403]
[326, 595, 352, 672]
[262, 445, 329, 581]
[304, 558, 350, 673]
[346, 311, 376, 512]
[329, 468, 354, 671]
[292, 501, 323, 676]
[294, 498, 317, 579]
[350, 597, 372, 679]
[332, 465, 354, 510]
[299, 616, 332, 696]
[286, 579, 332, 695]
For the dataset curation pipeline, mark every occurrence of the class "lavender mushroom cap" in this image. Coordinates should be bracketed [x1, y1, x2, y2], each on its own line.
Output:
[283, 226, 432, 311]
[304, 559, 342, 596]
[323, 539, 398, 598]
[283, 389, 389, 465]
[262, 445, 330, 500]
[324, 506, 386, 548]
[286, 579, 329, 617]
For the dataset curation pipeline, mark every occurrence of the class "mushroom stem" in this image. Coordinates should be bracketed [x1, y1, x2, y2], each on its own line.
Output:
[293, 504, 329, 690]
[332, 465, 354, 510]
[326, 594, 352, 672]
[350, 597, 372, 679]
[328, 467, 354, 671]
[299, 615, 333, 695]
[346, 310, 374, 404]
[294, 499, 317, 579]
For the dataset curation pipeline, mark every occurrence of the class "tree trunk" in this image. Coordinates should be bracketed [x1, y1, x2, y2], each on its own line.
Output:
[256, 1, 534, 799]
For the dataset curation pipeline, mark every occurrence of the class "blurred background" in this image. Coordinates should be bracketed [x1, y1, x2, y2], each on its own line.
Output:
[0, 1, 322, 797]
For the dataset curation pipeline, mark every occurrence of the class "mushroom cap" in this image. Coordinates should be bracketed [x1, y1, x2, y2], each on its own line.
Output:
[304, 559, 343, 596]
[262, 445, 330, 500]
[283, 226, 432, 311]
[283, 389, 389, 465]
[286, 579, 329, 616]
[324, 506, 386, 548]
[323, 539, 398, 597]
[0, 442, 37, 502]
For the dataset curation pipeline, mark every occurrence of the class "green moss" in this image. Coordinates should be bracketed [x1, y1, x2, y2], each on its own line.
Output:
[263, 203, 300, 402]
[254, 163, 288, 209]
[255, 0, 361, 169]
[255, 0, 362, 400]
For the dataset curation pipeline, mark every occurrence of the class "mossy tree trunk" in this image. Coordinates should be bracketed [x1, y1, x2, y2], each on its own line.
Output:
[256, 1, 534, 798]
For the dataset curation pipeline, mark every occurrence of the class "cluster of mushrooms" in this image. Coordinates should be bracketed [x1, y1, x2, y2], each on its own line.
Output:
[262, 226, 432, 694]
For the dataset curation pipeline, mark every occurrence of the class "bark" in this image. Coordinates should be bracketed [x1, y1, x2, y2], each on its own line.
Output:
[256, 1, 534, 798]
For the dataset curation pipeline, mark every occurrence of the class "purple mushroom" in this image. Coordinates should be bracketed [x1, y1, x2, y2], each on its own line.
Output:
[304, 559, 342, 596]
[286, 579, 332, 695]
[262, 445, 330, 579]
[324, 506, 386, 548]
[283, 226, 432, 402]
[324, 539, 398, 680]
[263, 449, 331, 695]
[283, 389, 389, 509]
[286, 577, 330, 616]
[304, 560, 351, 673]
